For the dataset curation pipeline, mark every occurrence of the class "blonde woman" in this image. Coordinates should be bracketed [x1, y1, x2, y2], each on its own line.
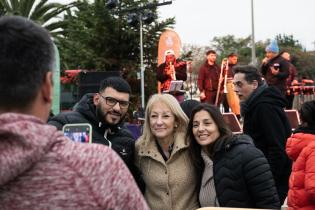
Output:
[135, 94, 198, 210]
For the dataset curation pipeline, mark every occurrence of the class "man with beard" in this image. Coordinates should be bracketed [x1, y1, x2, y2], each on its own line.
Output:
[49, 77, 145, 192]
[197, 50, 221, 105]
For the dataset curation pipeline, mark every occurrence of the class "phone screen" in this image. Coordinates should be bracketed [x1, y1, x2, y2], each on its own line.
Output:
[62, 124, 92, 143]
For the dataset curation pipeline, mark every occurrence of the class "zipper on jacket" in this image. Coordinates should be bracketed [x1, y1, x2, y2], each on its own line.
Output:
[100, 122, 112, 148]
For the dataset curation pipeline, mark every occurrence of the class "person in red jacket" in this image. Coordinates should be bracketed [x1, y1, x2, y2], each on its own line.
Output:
[286, 100, 315, 209]
[198, 50, 221, 105]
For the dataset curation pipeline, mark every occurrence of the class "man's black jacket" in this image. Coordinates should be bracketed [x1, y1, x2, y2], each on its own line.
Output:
[242, 86, 292, 203]
[48, 94, 145, 193]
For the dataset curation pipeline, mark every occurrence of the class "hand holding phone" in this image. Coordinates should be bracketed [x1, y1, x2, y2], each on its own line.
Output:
[62, 123, 92, 143]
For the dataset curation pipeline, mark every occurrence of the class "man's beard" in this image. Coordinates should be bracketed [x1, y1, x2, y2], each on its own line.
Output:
[95, 104, 125, 128]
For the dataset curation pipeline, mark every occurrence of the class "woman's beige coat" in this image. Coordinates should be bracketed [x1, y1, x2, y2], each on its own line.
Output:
[135, 133, 199, 210]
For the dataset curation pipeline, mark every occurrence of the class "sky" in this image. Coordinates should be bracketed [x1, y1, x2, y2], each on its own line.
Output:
[54, 0, 315, 51]
[157, 0, 315, 51]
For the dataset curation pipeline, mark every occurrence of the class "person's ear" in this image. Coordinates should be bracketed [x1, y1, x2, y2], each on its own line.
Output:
[41, 71, 53, 103]
[252, 80, 259, 90]
[93, 93, 100, 106]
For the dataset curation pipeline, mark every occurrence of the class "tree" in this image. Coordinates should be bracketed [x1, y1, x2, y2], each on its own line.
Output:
[59, 0, 174, 69]
[0, 4, 5, 15]
[0, 0, 74, 37]
[276, 34, 303, 50]
[57, 0, 175, 107]
[191, 34, 315, 80]
[292, 51, 315, 79]
[274, 34, 315, 79]
[181, 44, 208, 97]
[210, 35, 253, 65]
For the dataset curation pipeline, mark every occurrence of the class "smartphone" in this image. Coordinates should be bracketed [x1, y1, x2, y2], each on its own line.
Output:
[62, 123, 92, 143]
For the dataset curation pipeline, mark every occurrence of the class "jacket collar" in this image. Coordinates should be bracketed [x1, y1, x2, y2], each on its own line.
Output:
[213, 134, 253, 154]
[138, 132, 189, 164]
[241, 81, 268, 116]
[287, 132, 315, 160]
[294, 125, 315, 135]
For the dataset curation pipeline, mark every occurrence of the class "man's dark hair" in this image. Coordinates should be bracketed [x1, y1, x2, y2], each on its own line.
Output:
[0, 16, 54, 109]
[233, 65, 263, 86]
[228, 53, 237, 58]
[280, 50, 297, 64]
[99, 76, 131, 94]
[206, 50, 216, 55]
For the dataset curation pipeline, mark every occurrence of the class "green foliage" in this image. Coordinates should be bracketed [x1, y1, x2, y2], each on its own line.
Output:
[0, 4, 5, 15]
[276, 34, 303, 50]
[182, 44, 207, 73]
[254, 40, 269, 64]
[293, 51, 315, 79]
[210, 35, 253, 65]
[211, 35, 250, 55]
[57, 0, 175, 105]
[0, 0, 74, 37]
[274, 34, 315, 79]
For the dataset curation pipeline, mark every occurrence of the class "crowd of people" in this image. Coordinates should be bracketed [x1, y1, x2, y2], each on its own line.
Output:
[1, 15, 315, 210]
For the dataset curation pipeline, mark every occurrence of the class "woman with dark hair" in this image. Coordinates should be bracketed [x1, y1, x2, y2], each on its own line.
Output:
[286, 100, 315, 209]
[187, 103, 280, 208]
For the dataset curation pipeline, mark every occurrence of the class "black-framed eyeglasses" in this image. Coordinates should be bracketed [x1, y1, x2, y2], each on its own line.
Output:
[99, 95, 130, 109]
